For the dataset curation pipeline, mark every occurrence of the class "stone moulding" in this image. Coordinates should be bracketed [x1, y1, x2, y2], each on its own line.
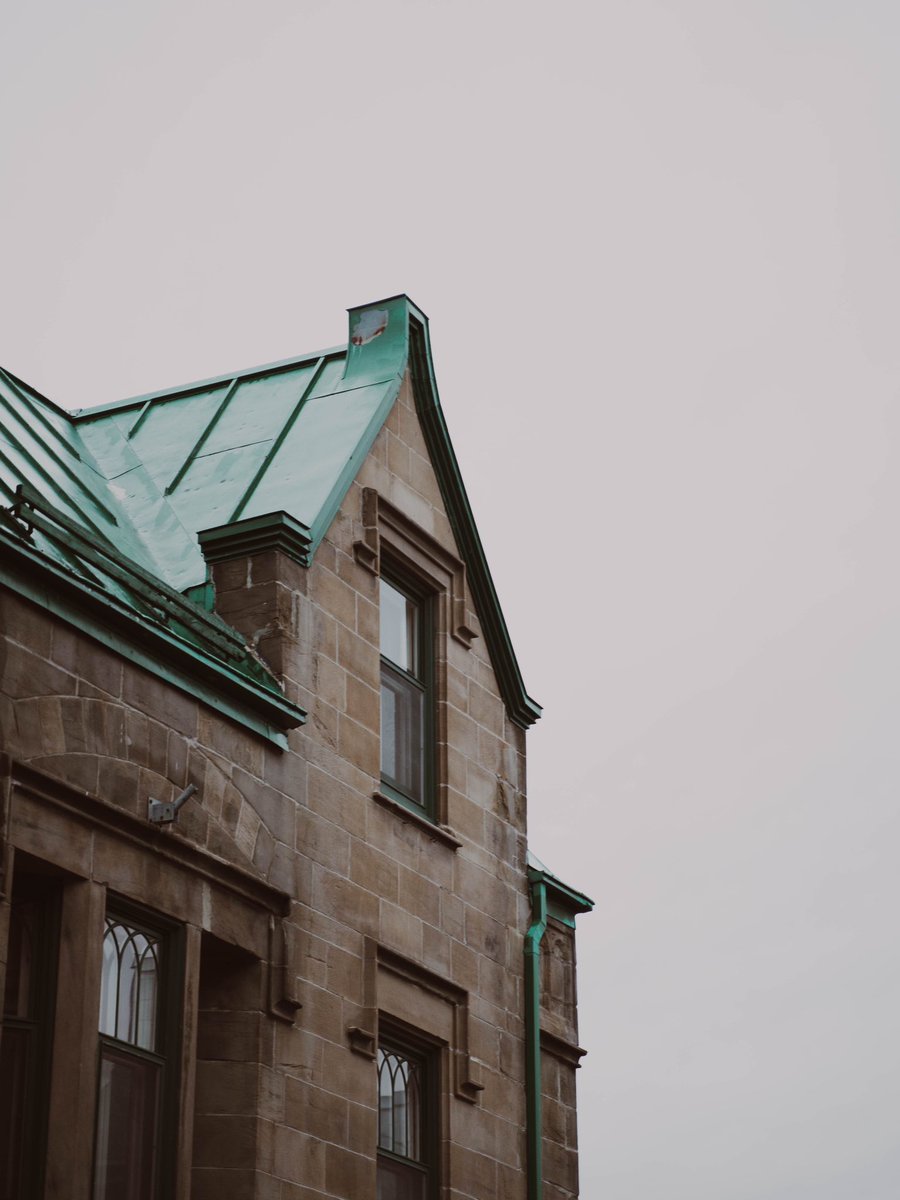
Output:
[371, 790, 463, 850]
[268, 914, 302, 1024]
[539, 1028, 587, 1069]
[198, 511, 314, 569]
[353, 488, 478, 650]
[347, 937, 484, 1103]
[0, 757, 301, 1024]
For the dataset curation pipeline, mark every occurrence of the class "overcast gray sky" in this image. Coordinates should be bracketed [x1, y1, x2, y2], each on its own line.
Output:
[3, 2, 899, 1196]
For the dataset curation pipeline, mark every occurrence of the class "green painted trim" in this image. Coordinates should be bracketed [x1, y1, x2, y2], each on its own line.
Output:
[305, 294, 413, 558]
[183, 580, 215, 611]
[524, 875, 548, 1200]
[524, 857, 593, 1199]
[199, 511, 313, 568]
[526, 864, 594, 929]
[126, 398, 153, 440]
[0, 533, 305, 745]
[71, 347, 346, 422]
[12, 483, 249, 663]
[306, 376, 402, 556]
[406, 311, 542, 729]
[376, 779, 429, 818]
[0, 367, 71, 420]
[0, 366, 82, 460]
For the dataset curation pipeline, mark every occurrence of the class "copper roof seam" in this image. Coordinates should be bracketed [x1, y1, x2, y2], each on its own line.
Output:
[0, 366, 83, 461]
[228, 356, 329, 525]
[164, 376, 241, 496]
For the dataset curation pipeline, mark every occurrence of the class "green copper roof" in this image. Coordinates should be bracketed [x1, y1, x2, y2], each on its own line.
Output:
[70, 294, 414, 590]
[0, 296, 541, 729]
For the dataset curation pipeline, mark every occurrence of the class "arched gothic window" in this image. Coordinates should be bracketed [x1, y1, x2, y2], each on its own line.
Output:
[94, 910, 176, 1200]
[378, 1047, 422, 1159]
[99, 918, 160, 1051]
[376, 1040, 433, 1200]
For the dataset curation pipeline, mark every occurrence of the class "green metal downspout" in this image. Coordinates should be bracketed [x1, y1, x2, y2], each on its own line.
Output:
[525, 874, 548, 1200]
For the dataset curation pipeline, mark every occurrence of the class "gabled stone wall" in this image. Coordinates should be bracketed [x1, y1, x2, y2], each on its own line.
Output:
[0, 366, 583, 1199]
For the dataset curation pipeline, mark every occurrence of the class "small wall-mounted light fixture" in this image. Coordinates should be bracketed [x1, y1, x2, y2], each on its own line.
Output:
[148, 783, 198, 825]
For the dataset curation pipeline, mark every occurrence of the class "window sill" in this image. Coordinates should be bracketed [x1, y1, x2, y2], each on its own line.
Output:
[372, 792, 462, 850]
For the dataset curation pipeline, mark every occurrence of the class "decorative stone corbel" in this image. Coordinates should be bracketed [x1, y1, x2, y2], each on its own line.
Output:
[353, 488, 478, 648]
[346, 938, 484, 1102]
[268, 914, 302, 1024]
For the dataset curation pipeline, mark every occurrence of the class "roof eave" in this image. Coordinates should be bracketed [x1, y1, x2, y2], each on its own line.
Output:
[0, 530, 306, 746]
[406, 307, 542, 728]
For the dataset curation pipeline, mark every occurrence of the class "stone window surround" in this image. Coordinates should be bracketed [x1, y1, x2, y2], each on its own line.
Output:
[346, 937, 484, 1106]
[0, 756, 298, 1200]
[355, 488, 477, 842]
[377, 1027, 439, 1200]
[93, 900, 182, 1200]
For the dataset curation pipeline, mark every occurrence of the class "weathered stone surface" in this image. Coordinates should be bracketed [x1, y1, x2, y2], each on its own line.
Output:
[0, 363, 586, 1200]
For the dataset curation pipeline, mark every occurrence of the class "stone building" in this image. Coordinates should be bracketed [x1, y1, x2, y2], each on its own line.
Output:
[0, 295, 592, 1200]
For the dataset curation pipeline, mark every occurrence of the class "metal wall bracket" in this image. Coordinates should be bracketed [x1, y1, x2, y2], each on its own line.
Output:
[147, 783, 198, 825]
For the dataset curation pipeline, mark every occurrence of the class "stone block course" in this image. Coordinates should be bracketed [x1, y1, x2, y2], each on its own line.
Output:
[378, 898, 423, 960]
[343, 673, 378, 734]
[298, 982, 347, 1043]
[296, 808, 351, 877]
[123, 667, 198, 736]
[306, 765, 367, 841]
[2, 593, 54, 657]
[284, 1079, 348, 1145]
[0, 342, 589, 1198]
[397, 863, 441, 926]
[313, 869, 379, 939]
[51, 624, 123, 697]
[350, 840, 399, 904]
[191, 1166, 259, 1200]
[273, 1128, 326, 1189]
[324, 1144, 372, 1197]
[3, 641, 76, 700]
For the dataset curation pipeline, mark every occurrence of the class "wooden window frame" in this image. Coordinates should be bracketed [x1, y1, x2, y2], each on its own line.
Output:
[377, 1019, 442, 1200]
[0, 868, 60, 1200]
[92, 898, 185, 1200]
[356, 489, 476, 840]
[379, 571, 436, 818]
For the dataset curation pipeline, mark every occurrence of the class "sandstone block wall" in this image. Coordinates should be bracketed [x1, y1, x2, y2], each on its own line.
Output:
[0, 370, 583, 1199]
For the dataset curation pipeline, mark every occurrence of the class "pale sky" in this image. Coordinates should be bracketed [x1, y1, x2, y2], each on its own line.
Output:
[3, 2, 899, 1196]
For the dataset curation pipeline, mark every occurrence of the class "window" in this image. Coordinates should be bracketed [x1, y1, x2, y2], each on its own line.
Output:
[380, 575, 433, 813]
[0, 876, 59, 1200]
[377, 1038, 436, 1200]
[93, 909, 181, 1200]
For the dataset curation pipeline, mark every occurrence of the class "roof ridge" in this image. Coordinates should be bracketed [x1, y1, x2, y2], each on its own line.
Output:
[72, 344, 347, 420]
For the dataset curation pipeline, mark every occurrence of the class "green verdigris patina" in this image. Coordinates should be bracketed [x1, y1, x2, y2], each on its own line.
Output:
[0, 296, 541, 740]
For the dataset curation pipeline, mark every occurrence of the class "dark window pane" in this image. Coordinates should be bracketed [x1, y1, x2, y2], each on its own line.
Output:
[0, 1026, 30, 1199]
[380, 664, 424, 803]
[0, 885, 58, 1200]
[3, 900, 37, 1019]
[93, 1045, 160, 1200]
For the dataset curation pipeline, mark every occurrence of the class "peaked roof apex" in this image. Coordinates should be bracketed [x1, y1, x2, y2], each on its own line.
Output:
[0, 297, 541, 728]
